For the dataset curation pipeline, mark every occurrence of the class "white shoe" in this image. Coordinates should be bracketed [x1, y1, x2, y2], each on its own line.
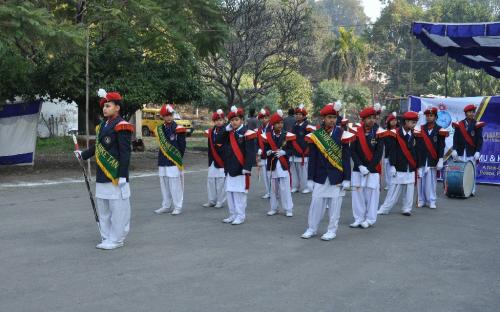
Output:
[291, 188, 298, 193]
[214, 203, 224, 208]
[321, 231, 336, 241]
[202, 202, 215, 208]
[171, 209, 182, 215]
[360, 221, 370, 229]
[154, 207, 171, 214]
[349, 221, 361, 228]
[267, 210, 277, 216]
[99, 241, 124, 250]
[96, 241, 106, 249]
[261, 194, 271, 199]
[377, 210, 389, 215]
[285, 211, 293, 217]
[301, 189, 311, 194]
[417, 202, 424, 208]
[384, 186, 389, 191]
[429, 203, 436, 209]
[301, 229, 316, 239]
[231, 218, 244, 225]
[222, 216, 235, 223]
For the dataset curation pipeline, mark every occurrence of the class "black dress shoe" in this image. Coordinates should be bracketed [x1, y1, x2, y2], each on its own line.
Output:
[402, 212, 412, 216]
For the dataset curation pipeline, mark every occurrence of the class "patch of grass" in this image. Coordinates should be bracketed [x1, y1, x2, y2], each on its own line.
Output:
[36, 136, 74, 154]
[186, 137, 208, 151]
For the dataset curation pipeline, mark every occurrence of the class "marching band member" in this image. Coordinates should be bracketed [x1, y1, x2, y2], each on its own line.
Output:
[383, 112, 398, 189]
[202, 109, 226, 209]
[301, 102, 355, 241]
[416, 106, 448, 208]
[256, 108, 272, 199]
[377, 111, 420, 216]
[350, 107, 385, 228]
[218, 106, 257, 225]
[75, 89, 134, 250]
[451, 104, 485, 196]
[290, 104, 311, 194]
[154, 104, 187, 216]
[261, 110, 296, 217]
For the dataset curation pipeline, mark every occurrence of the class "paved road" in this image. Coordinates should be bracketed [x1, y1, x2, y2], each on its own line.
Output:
[1, 164, 499, 312]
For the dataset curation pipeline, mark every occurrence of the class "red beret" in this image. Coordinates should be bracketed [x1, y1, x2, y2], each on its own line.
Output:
[295, 105, 307, 116]
[99, 98, 107, 108]
[269, 111, 284, 125]
[160, 104, 175, 117]
[257, 108, 270, 119]
[424, 107, 438, 115]
[320, 103, 340, 116]
[464, 104, 476, 113]
[386, 112, 397, 123]
[211, 109, 225, 121]
[105, 92, 122, 102]
[359, 107, 377, 119]
[402, 111, 419, 121]
[227, 106, 244, 120]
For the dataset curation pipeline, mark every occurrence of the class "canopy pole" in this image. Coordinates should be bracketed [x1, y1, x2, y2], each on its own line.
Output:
[445, 54, 449, 98]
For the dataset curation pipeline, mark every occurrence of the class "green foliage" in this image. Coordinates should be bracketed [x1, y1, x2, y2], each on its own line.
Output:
[313, 79, 371, 115]
[36, 136, 73, 154]
[274, 71, 313, 110]
[428, 68, 500, 97]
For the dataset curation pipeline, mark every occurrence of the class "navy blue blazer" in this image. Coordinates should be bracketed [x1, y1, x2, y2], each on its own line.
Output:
[217, 125, 256, 177]
[416, 123, 447, 167]
[157, 121, 186, 167]
[452, 119, 484, 157]
[262, 131, 294, 171]
[387, 128, 419, 172]
[351, 125, 384, 173]
[307, 126, 352, 185]
[207, 126, 225, 168]
[291, 120, 309, 158]
[81, 116, 133, 183]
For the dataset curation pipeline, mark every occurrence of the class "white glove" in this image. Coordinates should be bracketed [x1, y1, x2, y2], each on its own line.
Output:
[359, 165, 369, 175]
[424, 166, 430, 174]
[390, 166, 397, 177]
[266, 150, 274, 156]
[242, 169, 251, 175]
[341, 180, 351, 190]
[307, 180, 314, 191]
[225, 124, 233, 131]
[277, 150, 286, 157]
[118, 177, 127, 187]
[474, 152, 480, 161]
[417, 168, 423, 178]
[451, 150, 458, 160]
[73, 150, 82, 160]
[257, 149, 262, 156]
[436, 158, 444, 170]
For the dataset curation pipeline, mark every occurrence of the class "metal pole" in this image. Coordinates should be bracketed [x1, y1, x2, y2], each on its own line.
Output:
[445, 54, 449, 98]
[85, 27, 91, 177]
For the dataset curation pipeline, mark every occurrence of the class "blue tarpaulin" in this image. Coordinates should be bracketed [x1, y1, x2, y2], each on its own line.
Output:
[412, 21, 500, 78]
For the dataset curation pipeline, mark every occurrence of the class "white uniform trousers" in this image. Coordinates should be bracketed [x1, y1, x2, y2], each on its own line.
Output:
[95, 198, 131, 244]
[417, 167, 437, 207]
[378, 183, 415, 214]
[270, 176, 294, 213]
[458, 154, 477, 194]
[383, 158, 392, 188]
[351, 172, 380, 224]
[306, 182, 344, 234]
[226, 192, 247, 221]
[207, 177, 226, 206]
[290, 157, 309, 192]
[259, 159, 271, 196]
[159, 176, 184, 211]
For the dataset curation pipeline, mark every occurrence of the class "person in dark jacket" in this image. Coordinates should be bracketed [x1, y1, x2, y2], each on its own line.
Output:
[350, 106, 386, 228]
[75, 89, 134, 250]
[451, 104, 485, 195]
[154, 104, 187, 215]
[378, 111, 420, 216]
[290, 104, 314, 194]
[383, 112, 398, 189]
[256, 108, 272, 198]
[301, 102, 355, 241]
[217, 106, 257, 225]
[202, 109, 226, 209]
[283, 108, 296, 132]
[416, 106, 448, 208]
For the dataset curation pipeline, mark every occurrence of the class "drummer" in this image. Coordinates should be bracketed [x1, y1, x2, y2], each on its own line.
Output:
[451, 104, 485, 196]
[416, 106, 448, 208]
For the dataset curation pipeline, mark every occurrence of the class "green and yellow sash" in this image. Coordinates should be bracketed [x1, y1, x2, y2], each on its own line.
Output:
[95, 124, 120, 185]
[309, 128, 343, 172]
[156, 124, 184, 170]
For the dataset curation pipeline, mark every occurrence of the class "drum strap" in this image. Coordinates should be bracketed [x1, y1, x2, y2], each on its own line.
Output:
[458, 121, 476, 148]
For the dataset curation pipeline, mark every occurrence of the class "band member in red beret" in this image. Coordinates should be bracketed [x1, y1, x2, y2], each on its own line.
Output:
[451, 104, 485, 195]
[350, 106, 387, 228]
[383, 112, 398, 190]
[378, 111, 420, 216]
[256, 108, 272, 199]
[74, 89, 134, 250]
[290, 104, 312, 194]
[416, 106, 448, 208]
[154, 103, 187, 216]
[217, 106, 257, 225]
[260, 110, 296, 217]
[202, 109, 227, 209]
[301, 102, 355, 241]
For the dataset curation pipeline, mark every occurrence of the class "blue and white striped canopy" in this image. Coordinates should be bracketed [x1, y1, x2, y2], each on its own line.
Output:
[412, 21, 500, 78]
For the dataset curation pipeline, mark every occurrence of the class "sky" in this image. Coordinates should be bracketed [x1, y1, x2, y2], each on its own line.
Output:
[361, 0, 384, 22]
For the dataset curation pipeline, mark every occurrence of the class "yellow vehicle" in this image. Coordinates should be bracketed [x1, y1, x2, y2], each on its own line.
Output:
[141, 108, 193, 137]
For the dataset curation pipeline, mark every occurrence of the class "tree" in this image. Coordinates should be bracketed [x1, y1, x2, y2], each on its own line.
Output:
[275, 70, 313, 110]
[314, 0, 368, 33]
[312, 79, 371, 117]
[428, 67, 500, 97]
[201, 0, 313, 108]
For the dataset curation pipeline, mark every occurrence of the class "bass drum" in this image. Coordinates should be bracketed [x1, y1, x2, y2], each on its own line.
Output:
[444, 160, 475, 198]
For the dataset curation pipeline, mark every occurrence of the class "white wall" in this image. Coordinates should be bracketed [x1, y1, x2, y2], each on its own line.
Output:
[37, 99, 78, 138]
